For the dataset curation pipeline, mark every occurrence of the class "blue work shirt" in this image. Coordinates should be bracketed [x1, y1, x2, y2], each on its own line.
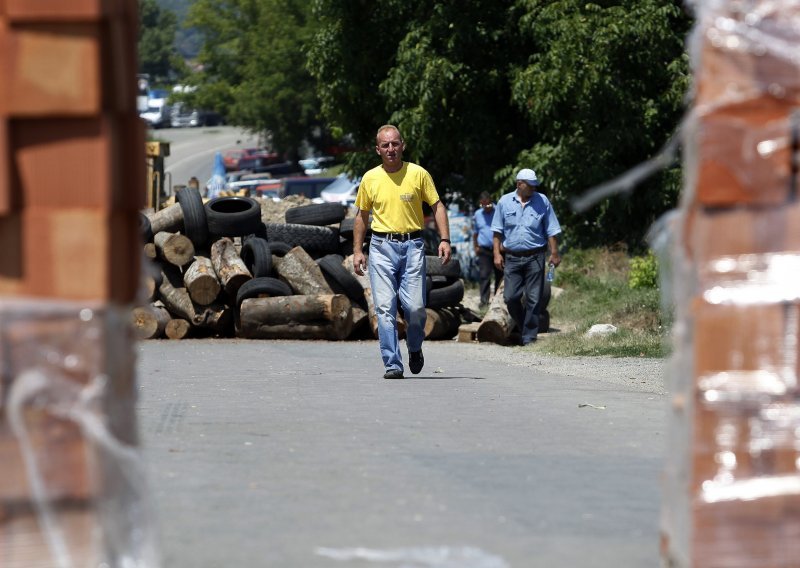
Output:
[491, 190, 561, 251]
[472, 206, 496, 249]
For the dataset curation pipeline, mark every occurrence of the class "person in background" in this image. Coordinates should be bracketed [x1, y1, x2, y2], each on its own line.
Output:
[491, 169, 561, 345]
[352, 125, 452, 380]
[472, 191, 503, 308]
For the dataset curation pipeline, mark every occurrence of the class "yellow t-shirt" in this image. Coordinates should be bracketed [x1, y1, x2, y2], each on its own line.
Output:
[355, 162, 440, 233]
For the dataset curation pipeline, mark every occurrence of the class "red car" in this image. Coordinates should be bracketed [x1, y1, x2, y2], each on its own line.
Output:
[223, 148, 277, 171]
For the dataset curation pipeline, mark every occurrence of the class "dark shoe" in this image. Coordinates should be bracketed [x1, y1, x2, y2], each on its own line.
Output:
[408, 350, 424, 374]
[383, 369, 404, 380]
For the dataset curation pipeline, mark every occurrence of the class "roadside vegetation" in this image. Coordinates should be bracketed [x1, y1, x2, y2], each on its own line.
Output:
[534, 247, 671, 358]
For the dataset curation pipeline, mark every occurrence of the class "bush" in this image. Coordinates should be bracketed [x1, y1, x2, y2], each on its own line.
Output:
[629, 251, 659, 290]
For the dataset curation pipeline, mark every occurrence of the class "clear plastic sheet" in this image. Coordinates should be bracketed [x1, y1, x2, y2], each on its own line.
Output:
[0, 299, 159, 568]
[660, 1, 800, 566]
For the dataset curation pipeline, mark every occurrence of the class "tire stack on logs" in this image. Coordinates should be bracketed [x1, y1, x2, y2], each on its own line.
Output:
[135, 189, 475, 341]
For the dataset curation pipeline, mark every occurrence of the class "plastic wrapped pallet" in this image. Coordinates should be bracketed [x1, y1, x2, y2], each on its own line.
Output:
[661, 1, 800, 566]
[0, 299, 158, 567]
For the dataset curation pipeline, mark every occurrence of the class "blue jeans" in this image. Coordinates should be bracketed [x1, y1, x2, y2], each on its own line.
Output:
[368, 235, 427, 372]
[503, 252, 546, 344]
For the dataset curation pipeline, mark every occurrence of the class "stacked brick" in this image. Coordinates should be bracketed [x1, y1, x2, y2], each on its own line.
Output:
[0, 1, 156, 566]
[662, 2, 800, 566]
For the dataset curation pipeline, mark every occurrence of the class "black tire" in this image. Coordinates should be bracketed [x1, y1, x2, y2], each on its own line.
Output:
[427, 279, 464, 309]
[285, 203, 347, 226]
[316, 254, 366, 310]
[541, 280, 552, 311]
[339, 238, 354, 257]
[236, 277, 293, 309]
[539, 309, 550, 333]
[139, 213, 153, 243]
[243, 222, 268, 242]
[267, 241, 293, 257]
[264, 223, 339, 254]
[240, 237, 272, 277]
[176, 186, 209, 247]
[235, 277, 294, 327]
[425, 255, 461, 278]
[339, 217, 355, 238]
[339, 214, 372, 240]
[205, 197, 262, 238]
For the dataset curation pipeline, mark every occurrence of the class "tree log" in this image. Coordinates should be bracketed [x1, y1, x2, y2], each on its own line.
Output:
[276, 246, 333, 295]
[238, 294, 353, 340]
[424, 307, 461, 340]
[184, 256, 221, 305]
[165, 319, 191, 339]
[154, 231, 195, 267]
[143, 242, 157, 260]
[350, 305, 368, 331]
[147, 202, 183, 234]
[194, 302, 234, 335]
[158, 266, 197, 322]
[131, 303, 170, 339]
[211, 237, 252, 299]
[477, 281, 515, 344]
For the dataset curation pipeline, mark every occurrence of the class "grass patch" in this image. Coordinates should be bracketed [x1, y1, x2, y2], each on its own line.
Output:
[531, 247, 671, 358]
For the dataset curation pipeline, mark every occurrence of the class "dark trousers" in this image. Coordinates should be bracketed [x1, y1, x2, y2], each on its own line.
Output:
[477, 248, 503, 305]
[503, 252, 546, 344]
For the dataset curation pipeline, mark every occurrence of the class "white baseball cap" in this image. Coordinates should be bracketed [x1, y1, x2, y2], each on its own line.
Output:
[515, 168, 540, 186]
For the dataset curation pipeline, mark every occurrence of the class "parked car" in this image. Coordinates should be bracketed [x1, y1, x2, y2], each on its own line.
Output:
[280, 177, 337, 201]
[223, 148, 276, 171]
[247, 160, 304, 179]
[237, 152, 282, 172]
[140, 101, 171, 129]
[298, 156, 336, 175]
[171, 103, 224, 128]
[319, 174, 361, 205]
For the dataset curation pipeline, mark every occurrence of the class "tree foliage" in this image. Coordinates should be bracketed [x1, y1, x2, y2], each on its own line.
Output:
[309, 0, 690, 248]
[509, 0, 690, 248]
[138, 0, 186, 85]
[152, 0, 691, 248]
[184, 0, 318, 156]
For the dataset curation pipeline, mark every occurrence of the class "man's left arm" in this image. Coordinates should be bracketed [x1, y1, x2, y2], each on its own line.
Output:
[430, 200, 451, 264]
[548, 235, 561, 267]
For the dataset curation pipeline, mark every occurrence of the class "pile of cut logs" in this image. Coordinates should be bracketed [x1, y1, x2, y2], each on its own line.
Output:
[134, 189, 476, 341]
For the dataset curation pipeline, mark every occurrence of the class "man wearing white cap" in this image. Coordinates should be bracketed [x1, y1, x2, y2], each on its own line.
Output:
[490, 168, 561, 345]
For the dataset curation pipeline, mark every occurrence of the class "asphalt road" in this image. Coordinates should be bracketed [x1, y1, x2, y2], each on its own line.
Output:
[136, 339, 667, 568]
[152, 125, 261, 192]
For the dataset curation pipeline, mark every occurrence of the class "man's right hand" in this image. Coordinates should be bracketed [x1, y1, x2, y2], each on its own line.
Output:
[354, 251, 367, 276]
[494, 253, 504, 271]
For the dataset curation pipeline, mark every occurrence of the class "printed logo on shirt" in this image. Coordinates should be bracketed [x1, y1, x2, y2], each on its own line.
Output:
[400, 193, 414, 202]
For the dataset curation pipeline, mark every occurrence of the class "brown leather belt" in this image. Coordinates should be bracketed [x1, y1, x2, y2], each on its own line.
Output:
[506, 246, 547, 257]
[372, 230, 422, 242]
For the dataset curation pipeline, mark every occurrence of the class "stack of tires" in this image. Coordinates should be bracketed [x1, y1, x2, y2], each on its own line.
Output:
[137, 191, 471, 341]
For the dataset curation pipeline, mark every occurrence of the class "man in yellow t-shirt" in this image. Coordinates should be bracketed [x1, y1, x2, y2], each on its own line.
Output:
[353, 125, 452, 379]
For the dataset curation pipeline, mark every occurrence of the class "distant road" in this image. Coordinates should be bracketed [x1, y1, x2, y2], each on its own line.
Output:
[151, 125, 262, 191]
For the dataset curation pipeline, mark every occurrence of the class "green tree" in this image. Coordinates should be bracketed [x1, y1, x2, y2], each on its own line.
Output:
[308, 0, 416, 172]
[510, 0, 690, 249]
[310, 0, 690, 249]
[138, 0, 185, 85]
[185, 0, 319, 157]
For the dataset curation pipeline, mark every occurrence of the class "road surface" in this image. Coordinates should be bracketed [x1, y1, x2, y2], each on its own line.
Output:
[136, 339, 667, 568]
[151, 125, 261, 192]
